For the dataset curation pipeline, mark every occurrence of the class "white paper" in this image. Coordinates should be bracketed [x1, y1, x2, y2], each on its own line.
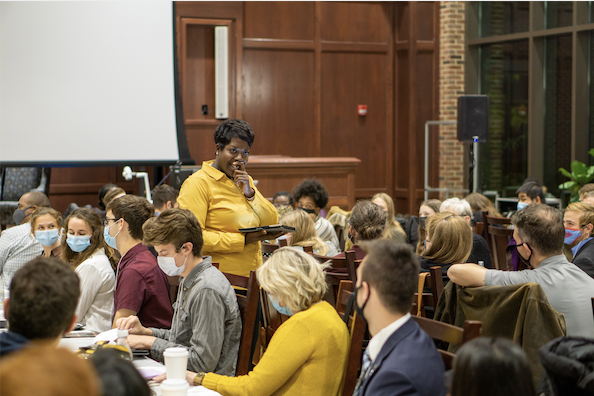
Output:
[93, 328, 119, 344]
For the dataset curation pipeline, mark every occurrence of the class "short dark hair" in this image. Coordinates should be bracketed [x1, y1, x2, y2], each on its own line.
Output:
[516, 182, 545, 203]
[143, 208, 203, 256]
[8, 257, 80, 340]
[90, 349, 151, 396]
[98, 184, 119, 210]
[151, 185, 179, 211]
[511, 204, 564, 256]
[23, 191, 50, 208]
[360, 239, 419, 314]
[451, 337, 535, 396]
[214, 119, 255, 148]
[292, 179, 329, 209]
[273, 191, 294, 205]
[107, 195, 154, 240]
[349, 200, 387, 241]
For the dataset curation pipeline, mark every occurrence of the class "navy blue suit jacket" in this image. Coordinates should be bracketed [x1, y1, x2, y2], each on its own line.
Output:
[359, 317, 446, 396]
[573, 238, 594, 279]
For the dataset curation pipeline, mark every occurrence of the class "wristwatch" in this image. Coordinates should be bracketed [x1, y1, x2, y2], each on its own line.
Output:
[193, 372, 207, 386]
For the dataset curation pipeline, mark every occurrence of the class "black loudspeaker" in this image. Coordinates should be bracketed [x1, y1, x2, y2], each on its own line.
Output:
[457, 95, 489, 142]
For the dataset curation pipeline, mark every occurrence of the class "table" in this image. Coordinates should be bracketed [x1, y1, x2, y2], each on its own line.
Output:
[58, 336, 221, 396]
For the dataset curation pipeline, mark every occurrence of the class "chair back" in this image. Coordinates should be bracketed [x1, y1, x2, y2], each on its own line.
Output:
[261, 242, 280, 254]
[336, 280, 366, 396]
[334, 224, 346, 252]
[411, 266, 444, 316]
[413, 316, 482, 369]
[486, 220, 514, 271]
[260, 289, 286, 345]
[311, 250, 357, 306]
[219, 270, 260, 376]
[167, 275, 180, 305]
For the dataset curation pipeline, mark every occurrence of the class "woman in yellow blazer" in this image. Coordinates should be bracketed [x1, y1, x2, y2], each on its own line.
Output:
[156, 247, 350, 396]
[177, 119, 279, 277]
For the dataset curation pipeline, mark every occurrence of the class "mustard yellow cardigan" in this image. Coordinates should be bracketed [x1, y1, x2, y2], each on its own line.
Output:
[203, 301, 350, 396]
[177, 160, 278, 277]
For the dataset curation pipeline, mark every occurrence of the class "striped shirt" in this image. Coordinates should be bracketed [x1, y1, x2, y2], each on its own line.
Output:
[0, 223, 43, 299]
[315, 216, 340, 253]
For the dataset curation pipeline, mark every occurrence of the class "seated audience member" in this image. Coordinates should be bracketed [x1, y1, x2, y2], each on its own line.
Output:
[352, 240, 446, 396]
[279, 209, 338, 256]
[0, 191, 50, 299]
[564, 202, 594, 277]
[0, 345, 100, 396]
[421, 212, 473, 277]
[0, 257, 80, 357]
[90, 348, 150, 396]
[440, 197, 493, 268]
[117, 209, 241, 375]
[448, 204, 594, 337]
[103, 187, 126, 209]
[293, 179, 340, 251]
[156, 248, 349, 395]
[371, 193, 406, 242]
[62, 208, 117, 333]
[465, 192, 503, 223]
[151, 184, 179, 216]
[106, 195, 173, 328]
[579, 183, 594, 201]
[272, 190, 295, 218]
[29, 207, 63, 259]
[413, 199, 442, 254]
[340, 200, 388, 260]
[583, 191, 594, 206]
[516, 182, 545, 211]
[450, 337, 535, 396]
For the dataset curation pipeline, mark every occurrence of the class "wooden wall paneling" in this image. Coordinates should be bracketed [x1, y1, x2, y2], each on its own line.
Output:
[321, 2, 392, 43]
[320, 51, 389, 196]
[242, 48, 316, 158]
[244, 1, 315, 40]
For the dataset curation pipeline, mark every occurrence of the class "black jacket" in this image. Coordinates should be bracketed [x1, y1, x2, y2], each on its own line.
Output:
[538, 336, 594, 395]
[468, 232, 493, 269]
[0, 331, 29, 358]
[572, 239, 594, 278]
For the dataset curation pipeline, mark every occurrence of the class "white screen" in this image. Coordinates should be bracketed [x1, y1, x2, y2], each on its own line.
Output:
[0, 2, 180, 165]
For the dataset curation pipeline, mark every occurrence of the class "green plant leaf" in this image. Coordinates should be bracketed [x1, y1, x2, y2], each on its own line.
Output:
[559, 167, 574, 180]
[587, 166, 594, 179]
[571, 160, 587, 177]
[589, 148, 594, 158]
[559, 181, 577, 190]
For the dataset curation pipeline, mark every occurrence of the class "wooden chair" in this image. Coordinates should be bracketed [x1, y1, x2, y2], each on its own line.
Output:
[411, 266, 444, 317]
[311, 250, 357, 306]
[484, 214, 511, 266]
[335, 280, 366, 396]
[334, 224, 346, 252]
[413, 316, 482, 370]
[219, 270, 260, 376]
[486, 215, 513, 271]
[474, 221, 484, 238]
[167, 275, 180, 305]
[260, 288, 286, 346]
[261, 242, 280, 254]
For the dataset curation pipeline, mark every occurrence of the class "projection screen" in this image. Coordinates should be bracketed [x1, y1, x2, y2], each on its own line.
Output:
[0, 1, 191, 167]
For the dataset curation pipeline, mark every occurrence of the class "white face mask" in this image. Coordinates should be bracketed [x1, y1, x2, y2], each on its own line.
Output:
[157, 248, 188, 277]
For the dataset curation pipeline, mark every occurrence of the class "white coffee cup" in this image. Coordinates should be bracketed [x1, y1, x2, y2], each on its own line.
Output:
[161, 379, 189, 396]
[163, 347, 189, 381]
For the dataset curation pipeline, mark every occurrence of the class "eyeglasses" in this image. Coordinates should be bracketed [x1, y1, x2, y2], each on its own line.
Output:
[103, 218, 118, 227]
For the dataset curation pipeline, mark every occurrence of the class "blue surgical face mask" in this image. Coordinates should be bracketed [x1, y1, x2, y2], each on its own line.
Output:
[564, 228, 582, 245]
[517, 201, 528, 211]
[269, 295, 293, 316]
[104, 219, 121, 250]
[35, 229, 60, 247]
[67, 234, 91, 253]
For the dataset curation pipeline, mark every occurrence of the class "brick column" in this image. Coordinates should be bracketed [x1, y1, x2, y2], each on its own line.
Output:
[438, 1, 466, 199]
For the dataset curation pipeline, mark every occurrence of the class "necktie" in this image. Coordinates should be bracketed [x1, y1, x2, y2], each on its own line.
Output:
[352, 349, 372, 396]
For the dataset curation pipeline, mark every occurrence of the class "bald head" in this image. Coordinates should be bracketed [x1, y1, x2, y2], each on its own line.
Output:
[16, 192, 50, 224]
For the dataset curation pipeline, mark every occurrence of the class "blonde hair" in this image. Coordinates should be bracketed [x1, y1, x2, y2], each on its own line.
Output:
[257, 247, 329, 314]
[279, 210, 328, 255]
[465, 193, 503, 218]
[29, 207, 63, 236]
[566, 202, 594, 237]
[422, 211, 473, 264]
[372, 193, 405, 236]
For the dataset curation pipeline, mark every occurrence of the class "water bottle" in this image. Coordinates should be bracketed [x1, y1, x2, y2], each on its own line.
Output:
[116, 329, 133, 360]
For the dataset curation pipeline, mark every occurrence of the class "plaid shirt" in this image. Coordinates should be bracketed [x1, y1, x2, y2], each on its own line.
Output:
[0, 223, 43, 299]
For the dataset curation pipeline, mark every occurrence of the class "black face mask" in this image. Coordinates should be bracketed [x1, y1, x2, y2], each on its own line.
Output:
[518, 242, 533, 269]
[419, 216, 427, 230]
[354, 283, 369, 322]
[299, 207, 316, 215]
